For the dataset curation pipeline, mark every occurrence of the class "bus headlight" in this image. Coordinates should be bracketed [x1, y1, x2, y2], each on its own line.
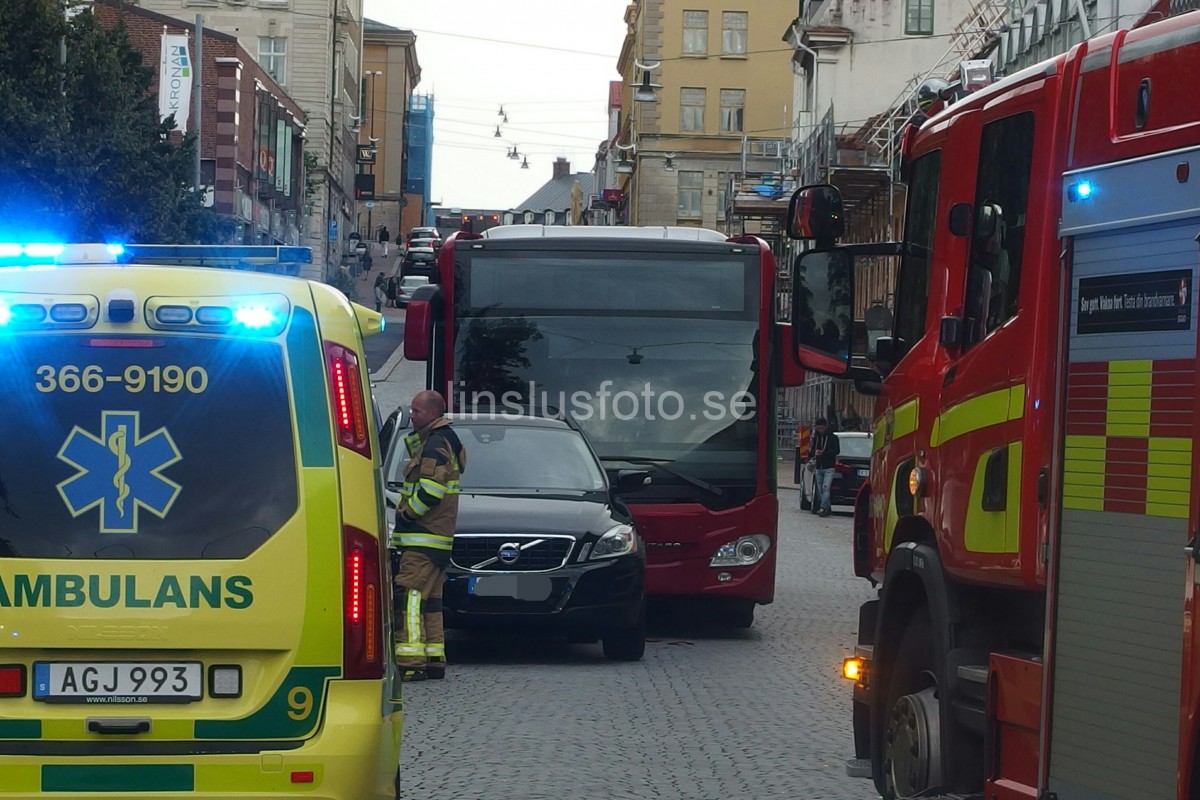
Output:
[710, 534, 771, 567]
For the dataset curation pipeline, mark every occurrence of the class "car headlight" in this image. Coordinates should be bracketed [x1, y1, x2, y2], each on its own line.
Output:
[590, 524, 637, 560]
[709, 534, 771, 567]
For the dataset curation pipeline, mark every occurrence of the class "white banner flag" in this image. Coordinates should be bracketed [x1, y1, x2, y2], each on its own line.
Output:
[159, 34, 193, 131]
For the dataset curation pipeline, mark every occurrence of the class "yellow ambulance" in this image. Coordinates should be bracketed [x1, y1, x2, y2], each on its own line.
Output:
[0, 244, 402, 798]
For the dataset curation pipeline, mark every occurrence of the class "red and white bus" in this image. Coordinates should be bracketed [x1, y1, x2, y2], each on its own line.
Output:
[403, 226, 802, 626]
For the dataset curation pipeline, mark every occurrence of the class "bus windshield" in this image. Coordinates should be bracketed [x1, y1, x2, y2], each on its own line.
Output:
[453, 250, 761, 507]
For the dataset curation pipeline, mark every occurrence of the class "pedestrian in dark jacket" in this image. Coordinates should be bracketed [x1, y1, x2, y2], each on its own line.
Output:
[378, 225, 390, 257]
[811, 417, 840, 516]
[386, 275, 398, 308]
[373, 273, 386, 312]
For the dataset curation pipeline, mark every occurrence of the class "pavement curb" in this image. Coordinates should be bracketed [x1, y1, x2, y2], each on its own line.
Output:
[370, 346, 405, 382]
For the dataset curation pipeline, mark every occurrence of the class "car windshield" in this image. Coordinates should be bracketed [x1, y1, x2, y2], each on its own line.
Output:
[837, 434, 872, 459]
[406, 250, 435, 263]
[401, 277, 429, 290]
[387, 423, 606, 492]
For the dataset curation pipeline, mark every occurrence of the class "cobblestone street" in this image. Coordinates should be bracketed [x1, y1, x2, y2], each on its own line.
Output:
[378, 341, 879, 800]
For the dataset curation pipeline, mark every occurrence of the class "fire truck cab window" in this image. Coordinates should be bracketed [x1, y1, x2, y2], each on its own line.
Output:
[965, 112, 1034, 343]
[893, 150, 941, 356]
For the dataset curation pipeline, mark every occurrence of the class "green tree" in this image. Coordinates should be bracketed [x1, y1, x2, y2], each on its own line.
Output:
[0, 1, 229, 243]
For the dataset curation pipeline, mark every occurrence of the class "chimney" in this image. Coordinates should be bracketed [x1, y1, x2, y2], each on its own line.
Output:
[553, 157, 571, 180]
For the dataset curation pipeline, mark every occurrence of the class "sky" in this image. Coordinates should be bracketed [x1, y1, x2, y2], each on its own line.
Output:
[363, 1, 631, 211]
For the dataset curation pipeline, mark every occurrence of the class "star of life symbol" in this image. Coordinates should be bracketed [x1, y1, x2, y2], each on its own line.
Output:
[56, 411, 182, 534]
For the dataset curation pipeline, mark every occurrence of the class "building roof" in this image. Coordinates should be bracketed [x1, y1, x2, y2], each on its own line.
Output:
[511, 172, 596, 213]
[364, 19, 414, 36]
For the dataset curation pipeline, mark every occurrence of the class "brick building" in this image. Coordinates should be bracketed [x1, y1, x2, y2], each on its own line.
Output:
[94, 0, 306, 247]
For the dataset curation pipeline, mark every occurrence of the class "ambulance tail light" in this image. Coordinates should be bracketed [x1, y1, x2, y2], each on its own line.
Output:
[342, 525, 383, 680]
[326, 342, 371, 459]
[0, 665, 26, 697]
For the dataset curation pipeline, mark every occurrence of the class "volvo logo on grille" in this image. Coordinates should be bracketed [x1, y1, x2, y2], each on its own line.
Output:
[497, 542, 522, 564]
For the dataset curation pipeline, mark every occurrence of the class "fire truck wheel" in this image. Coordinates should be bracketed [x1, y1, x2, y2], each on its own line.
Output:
[882, 608, 944, 799]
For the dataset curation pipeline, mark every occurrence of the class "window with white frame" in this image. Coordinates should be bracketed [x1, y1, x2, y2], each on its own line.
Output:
[683, 10, 708, 55]
[258, 37, 288, 85]
[720, 89, 745, 133]
[722, 11, 747, 55]
[678, 171, 703, 218]
[680, 87, 705, 132]
[524, 211, 536, 224]
[503, 212, 515, 225]
[905, 0, 934, 35]
[545, 211, 555, 225]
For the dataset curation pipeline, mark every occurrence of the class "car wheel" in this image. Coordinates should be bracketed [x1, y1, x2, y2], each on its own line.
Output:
[799, 477, 812, 510]
[602, 603, 646, 661]
[810, 476, 821, 515]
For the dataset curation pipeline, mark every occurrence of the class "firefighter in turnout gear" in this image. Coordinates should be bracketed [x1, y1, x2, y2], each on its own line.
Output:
[390, 391, 466, 681]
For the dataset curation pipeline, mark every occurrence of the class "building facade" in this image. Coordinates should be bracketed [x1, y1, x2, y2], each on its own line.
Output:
[359, 20, 420, 248]
[404, 94, 434, 235]
[614, 0, 795, 231]
[96, 1, 306, 246]
[135, 0, 366, 280]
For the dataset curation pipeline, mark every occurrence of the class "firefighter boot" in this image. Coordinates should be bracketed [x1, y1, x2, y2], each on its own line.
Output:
[426, 657, 445, 680]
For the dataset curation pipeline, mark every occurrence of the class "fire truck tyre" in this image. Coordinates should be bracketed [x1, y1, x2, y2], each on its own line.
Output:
[602, 603, 646, 661]
[883, 608, 944, 799]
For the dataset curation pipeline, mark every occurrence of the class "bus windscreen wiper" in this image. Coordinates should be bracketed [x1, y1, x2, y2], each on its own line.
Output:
[600, 456, 723, 497]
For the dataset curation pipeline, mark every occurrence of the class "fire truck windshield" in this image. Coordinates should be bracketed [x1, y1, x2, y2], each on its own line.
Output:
[453, 251, 761, 508]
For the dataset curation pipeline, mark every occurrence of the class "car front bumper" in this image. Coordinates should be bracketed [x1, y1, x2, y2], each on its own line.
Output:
[442, 555, 644, 630]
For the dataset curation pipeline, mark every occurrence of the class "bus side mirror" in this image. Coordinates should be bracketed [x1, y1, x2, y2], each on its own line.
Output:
[403, 284, 440, 362]
[791, 247, 854, 377]
[787, 184, 845, 242]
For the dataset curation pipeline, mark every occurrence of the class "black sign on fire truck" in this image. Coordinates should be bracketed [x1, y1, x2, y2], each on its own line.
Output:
[1076, 269, 1192, 335]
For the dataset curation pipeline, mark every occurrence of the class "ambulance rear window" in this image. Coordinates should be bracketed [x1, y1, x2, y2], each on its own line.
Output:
[0, 335, 299, 559]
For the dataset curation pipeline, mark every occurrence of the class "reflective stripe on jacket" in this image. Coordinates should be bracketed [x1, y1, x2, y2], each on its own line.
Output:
[390, 418, 466, 567]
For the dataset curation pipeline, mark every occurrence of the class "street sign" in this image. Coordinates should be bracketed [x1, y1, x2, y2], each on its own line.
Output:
[327, 219, 338, 241]
[365, 201, 375, 210]
[356, 145, 377, 165]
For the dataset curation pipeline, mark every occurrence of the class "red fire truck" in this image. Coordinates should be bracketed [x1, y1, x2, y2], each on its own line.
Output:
[403, 226, 801, 627]
[788, 9, 1200, 799]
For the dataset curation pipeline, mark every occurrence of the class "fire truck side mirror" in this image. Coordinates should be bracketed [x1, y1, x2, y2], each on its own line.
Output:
[787, 184, 845, 243]
[790, 247, 853, 377]
[975, 202, 1001, 241]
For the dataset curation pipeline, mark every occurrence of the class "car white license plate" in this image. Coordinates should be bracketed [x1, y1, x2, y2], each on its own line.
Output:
[33, 662, 203, 704]
[467, 574, 553, 601]
[857, 469, 870, 477]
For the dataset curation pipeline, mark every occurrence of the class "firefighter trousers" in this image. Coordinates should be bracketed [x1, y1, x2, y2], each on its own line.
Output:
[391, 550, 446, 669]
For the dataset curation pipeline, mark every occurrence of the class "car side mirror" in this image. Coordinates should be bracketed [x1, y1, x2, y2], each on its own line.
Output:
[615, 470, 651, 492]
[379, 406, 410, 455]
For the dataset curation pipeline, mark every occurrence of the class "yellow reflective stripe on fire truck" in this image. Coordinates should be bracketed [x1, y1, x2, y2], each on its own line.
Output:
[930, 385, 1025, 447]
[1063, 359, 1193, 519]
[1105, 359, 1151, 437]
[964, 442, 1023, 553]
[874, 398, 919, 452]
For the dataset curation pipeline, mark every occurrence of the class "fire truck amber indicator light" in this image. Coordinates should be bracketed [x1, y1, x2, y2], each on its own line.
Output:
[842, 657, 865, 682]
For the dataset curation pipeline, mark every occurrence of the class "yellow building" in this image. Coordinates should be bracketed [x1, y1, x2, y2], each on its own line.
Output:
[616, 0, 795, 230]
[361, 20, 421, 244]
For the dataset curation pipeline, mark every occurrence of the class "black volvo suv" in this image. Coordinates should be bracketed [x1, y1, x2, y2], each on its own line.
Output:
[384, 411, 647, 660]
